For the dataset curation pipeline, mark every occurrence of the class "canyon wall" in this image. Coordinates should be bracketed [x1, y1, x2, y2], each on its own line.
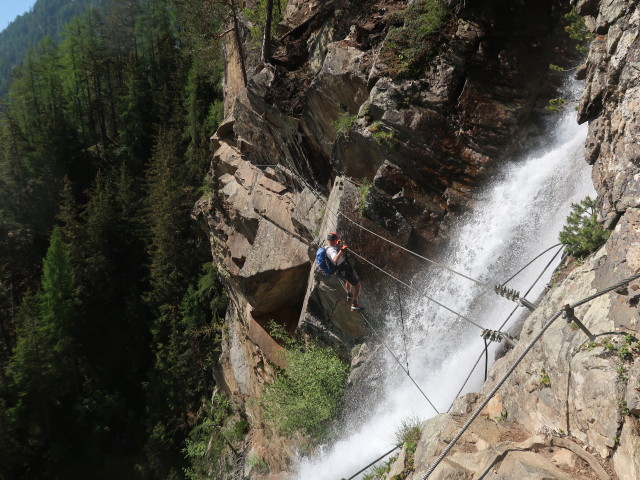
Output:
[194, 0, 639, 477]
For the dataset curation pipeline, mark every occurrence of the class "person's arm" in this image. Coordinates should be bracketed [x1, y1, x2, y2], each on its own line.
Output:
[329, 244, 348, 263]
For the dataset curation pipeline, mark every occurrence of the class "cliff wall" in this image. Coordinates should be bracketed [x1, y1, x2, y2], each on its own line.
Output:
[194, 0, 639, 477]
[382, 0, 640, 479]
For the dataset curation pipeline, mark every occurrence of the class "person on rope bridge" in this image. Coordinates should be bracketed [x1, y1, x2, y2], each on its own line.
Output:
[326, 232, 363, 311]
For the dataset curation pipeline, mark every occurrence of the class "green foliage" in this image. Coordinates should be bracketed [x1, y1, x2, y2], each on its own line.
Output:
[357, 178, 372, 214]
[540, 368, 551, 388]
[246, 452, 268, 472]
[616, 365, 628, 382]
[183, 394, 241, 480]
[545, 97, 568, 112]
[334, 112, 357, 137]
[0, 0, 229, 477]
[0, 0, 108, 97]
[619, 401, 630, 416]
[261, 334, 348, 438]
[369, 122, 397, 151]
[564, 8, 594, 55]
[243, 0, 286, 46]
[559, 196, 610, 257]
[380, 0, 449, 79]
[618, 343, 632, 361]
[395, 415, 422, 457]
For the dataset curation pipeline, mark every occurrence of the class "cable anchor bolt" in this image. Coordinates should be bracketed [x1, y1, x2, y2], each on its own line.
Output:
[494, 284, 536, 311]
[562, 304, 595, 341]
[481, 329, 516, 347]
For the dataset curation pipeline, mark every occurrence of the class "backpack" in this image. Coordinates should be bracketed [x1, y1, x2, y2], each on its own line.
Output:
[316, 247, 338, 276]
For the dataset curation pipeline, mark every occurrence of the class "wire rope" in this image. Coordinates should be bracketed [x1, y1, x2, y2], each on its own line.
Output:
[342, 445, 401, 480]
[277, 165, 492, 289]
[446, 244, 565, 413]
[338, 209, 488, 287]
[330, 275, 437, 412]
[358, 311, 440, 414]
[500, 243, 563, 287]
[422, 272, 640, 478]
[347, 247, 487, 331]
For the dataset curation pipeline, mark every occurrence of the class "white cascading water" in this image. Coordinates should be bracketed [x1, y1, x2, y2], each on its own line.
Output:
[296, 80, 595, 479]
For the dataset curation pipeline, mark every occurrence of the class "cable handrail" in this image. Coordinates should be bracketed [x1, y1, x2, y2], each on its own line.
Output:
[358, 311, 440, 414]
[346, 247, 486, 331]
[422, 272, 640, 478]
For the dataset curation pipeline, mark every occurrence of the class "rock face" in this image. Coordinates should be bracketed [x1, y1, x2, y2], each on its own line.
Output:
[195, 0, 640, 476]
[380, 1, 640, 478]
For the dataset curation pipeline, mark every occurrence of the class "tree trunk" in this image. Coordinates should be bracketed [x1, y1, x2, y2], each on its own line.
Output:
[229, 0, 248, 86]
[261, 0, 274, 63]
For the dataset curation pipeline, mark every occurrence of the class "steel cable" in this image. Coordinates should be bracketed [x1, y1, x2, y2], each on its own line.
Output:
[423, 272, 640, 478]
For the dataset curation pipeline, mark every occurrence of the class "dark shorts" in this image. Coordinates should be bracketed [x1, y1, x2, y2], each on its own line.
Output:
[336, 262, 359, 286]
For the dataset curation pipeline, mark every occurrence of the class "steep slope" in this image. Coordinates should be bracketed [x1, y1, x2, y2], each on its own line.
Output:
[378, 0, 640, 478]
[0, 0, 109, 97]
[193, 0, 634, 476]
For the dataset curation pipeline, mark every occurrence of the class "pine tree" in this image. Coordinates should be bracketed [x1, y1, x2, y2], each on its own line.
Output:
[5, 228, 80, 477]
[559, 196, 610, 258]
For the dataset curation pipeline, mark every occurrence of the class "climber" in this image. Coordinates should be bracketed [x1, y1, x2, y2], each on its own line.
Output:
[326, 232, 363, 311]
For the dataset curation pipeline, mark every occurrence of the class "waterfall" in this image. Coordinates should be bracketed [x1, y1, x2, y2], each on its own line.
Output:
[295, 80, 594, 479]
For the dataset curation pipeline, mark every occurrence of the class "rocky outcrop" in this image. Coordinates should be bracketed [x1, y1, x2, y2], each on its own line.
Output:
[379, 243, 636, 479]
[578, 0, 640, 226]
[194, 0, 640, 476]
[378, 1, 640, 478]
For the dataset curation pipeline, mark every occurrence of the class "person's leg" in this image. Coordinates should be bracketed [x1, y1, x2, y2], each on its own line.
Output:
[352, 282, 361, 302]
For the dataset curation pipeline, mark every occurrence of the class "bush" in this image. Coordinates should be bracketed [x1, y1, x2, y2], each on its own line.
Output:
[183, 395, 239, 480]
[379, 0, 449, 79]
[334, 112, 357, 137]
[559, 196, 610, 257]
[261, 335, 348, 438]
[564, 8, 594, 55]
[357, 178, 372, 214]
[394, 416, 422, 454]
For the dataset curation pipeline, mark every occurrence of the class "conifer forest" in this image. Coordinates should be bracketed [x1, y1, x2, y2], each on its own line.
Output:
[0, 0, 240, 477]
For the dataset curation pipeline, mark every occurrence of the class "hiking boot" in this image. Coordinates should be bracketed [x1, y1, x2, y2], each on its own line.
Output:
[350, 302, 364, 311]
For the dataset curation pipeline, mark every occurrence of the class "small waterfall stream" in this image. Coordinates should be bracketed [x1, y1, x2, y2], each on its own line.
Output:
[295, 81, 594, 479]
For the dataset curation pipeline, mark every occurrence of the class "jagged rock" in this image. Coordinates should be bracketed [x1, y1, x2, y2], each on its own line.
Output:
[613, 415, 640, 480]
[406, 415, 597, 480]
[302, 40, 372, 166]
[625, 358, 640, 415]
[196, 0, 640, 476]
[386, 448, 406, 479]
[579, 2, 640, 222]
